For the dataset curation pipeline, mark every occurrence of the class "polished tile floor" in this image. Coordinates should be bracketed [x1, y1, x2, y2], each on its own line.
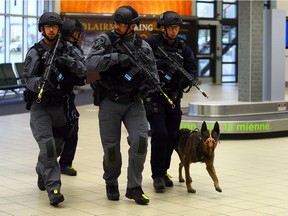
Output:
[1, 83, 288, 216]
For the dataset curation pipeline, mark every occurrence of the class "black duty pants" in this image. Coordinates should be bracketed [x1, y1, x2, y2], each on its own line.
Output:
[59, 94, 79, 168]
[147, 97, 182, 179]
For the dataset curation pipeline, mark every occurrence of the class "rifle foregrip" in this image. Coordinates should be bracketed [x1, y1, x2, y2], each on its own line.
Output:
[36, 81, 45, 103]
[37, 88, 44, 99]
[36, 88, 43, 103]
[167, 97, 174, 105]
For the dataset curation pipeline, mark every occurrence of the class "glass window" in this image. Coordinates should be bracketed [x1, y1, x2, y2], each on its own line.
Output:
[0, 1, 4, 13]
[222, 64, 236, 82]
[0, 0, 51, 64]
[222, 24, 237, 83]
[10, 16, 23, 63]
[222, 64, 236, 75]
[223, 4, 237, 19]
[198, 59, 210, 77]
[197, 1, 215, 18]
[222, 26, 237, 44]
[222, 26, 237, 64]
[222, 45, 236, 63]
[198, 29, 211, 54]
[9, 0, 23, 15]
[27, 18, 38, 49]
[223, 0, 237, 2]
[27, 0, 38, 16]
[0, 16, 4, 63]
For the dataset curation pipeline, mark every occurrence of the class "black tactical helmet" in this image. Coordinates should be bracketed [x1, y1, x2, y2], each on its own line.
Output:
[112, 6, 140, 26]
[61, 19, 84, 37]
[157, 11, 183, 28]
[38, 12, 63, 32]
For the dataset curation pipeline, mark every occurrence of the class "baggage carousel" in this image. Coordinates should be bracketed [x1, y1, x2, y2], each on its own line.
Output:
[181, 101, 288, 139]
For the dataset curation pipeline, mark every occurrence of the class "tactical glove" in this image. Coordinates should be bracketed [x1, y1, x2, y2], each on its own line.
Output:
[179, 77, 199, 92]
[38, 76, 56, 92]
[39, 65, 61, 92]
[163, 63, 178, 82]
[57, 54, 75, 68]
[156, 59, 169, 69]
[179, 78, 190, 90]
[118, 54, 131, 68]
[169, 63, 179, 74]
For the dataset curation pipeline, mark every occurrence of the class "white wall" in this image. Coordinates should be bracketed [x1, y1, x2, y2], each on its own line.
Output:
[276, 1, 288, 82]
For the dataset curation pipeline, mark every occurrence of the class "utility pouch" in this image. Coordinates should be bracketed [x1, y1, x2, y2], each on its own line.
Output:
[144, 97, 160, 116]
[23, 89, 37, 110]
[42, 90, 64, 107]
[90, 80, 106, 106]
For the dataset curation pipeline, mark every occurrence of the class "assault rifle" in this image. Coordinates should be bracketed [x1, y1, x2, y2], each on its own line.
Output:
[157, 46, 208, 98]
[114, 39, 175, 108]
[36, 33, 63, 103]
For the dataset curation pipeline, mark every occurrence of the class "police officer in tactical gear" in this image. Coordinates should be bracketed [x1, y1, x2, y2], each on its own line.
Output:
[59, 19, 86, 176]
[61, 18, 84, 56]
[85, 6, 159, 205]
[144, 11, 198, 192]
[23, 12, 87, 205]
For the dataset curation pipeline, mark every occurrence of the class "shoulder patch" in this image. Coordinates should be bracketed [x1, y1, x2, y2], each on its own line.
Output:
[25, 56, 32, 67]
[93, 36, 106, 50]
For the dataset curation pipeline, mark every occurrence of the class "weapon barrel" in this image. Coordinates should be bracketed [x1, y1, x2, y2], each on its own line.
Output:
[119, 41, 174, 106]
[37, 33, 62, 102]
[157, 46, 208, 98]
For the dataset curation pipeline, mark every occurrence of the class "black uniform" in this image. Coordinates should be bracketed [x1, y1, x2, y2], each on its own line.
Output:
[23, 38, 87, 202]
[59, 41, 86, 175]
[145, 34, 197, 181]
[86, 30, 159, 186]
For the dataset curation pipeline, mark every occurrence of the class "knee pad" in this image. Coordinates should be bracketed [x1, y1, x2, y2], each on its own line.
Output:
[137, 135, 148, 154]
[46, 138, 56, 158]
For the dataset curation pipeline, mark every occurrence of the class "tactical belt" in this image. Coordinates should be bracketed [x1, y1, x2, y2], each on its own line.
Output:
[108, 91, 141, 103]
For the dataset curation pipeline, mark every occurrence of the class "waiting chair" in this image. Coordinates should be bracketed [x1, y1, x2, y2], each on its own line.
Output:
[14, 62, 25, 84]
[0, 65, 7, 86]
[1, 63, 21, 85]
[0, 63, 26, 98]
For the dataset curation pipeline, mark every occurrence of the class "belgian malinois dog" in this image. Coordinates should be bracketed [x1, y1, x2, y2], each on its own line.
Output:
[175, 121, 222, 193]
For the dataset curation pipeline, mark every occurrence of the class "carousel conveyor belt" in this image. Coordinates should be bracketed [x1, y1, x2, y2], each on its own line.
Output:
[180, 101, 288, 139]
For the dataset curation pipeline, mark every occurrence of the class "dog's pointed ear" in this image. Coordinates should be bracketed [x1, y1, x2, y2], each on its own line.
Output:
[201, 121, 208, 133]
[212, 121, 220, 139]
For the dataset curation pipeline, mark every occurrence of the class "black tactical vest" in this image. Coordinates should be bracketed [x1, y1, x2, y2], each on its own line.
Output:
[34, 41, 75, 95]
[153, 35, 186, 92]
[99, 32, 143, 93]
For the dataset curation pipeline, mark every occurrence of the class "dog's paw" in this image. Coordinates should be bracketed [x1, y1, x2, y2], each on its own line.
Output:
[216, 187, 222, 193]
[187, 188, 196, 193]
[179, 178, 185, 182]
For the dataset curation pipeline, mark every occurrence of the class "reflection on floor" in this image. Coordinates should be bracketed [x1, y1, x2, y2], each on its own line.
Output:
[0, 83, 288, 216]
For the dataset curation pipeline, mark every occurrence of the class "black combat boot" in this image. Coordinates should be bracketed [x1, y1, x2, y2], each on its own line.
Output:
[153, 177, 165, 192]
[48, 189, 64, 205]
[164, 173, 173, 187]
[35, 167, 45, 191]
[61, 166, 77, 176]
[125, 187, 149, 205]
[106, 185, 120, 201]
